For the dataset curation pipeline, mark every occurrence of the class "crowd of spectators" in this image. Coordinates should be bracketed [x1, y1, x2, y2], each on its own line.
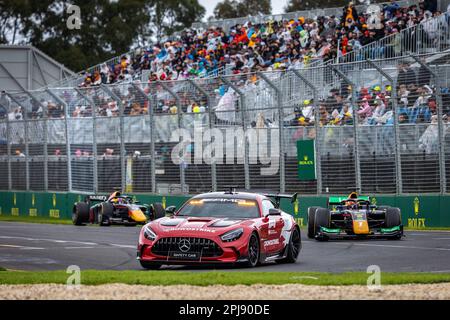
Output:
[1, 0, 448, 128]
[77, 0, 442, 88]
[291, 60, 450, 133]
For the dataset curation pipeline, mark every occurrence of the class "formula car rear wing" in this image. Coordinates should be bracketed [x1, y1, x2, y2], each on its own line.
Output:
[328, 195, 370, 206]
[85, 195, 108, 203]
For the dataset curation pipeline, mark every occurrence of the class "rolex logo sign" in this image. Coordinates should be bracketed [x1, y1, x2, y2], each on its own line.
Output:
[297, 140, 317, 181]
[414, 197, 420, 216]
[299, 155, 314, 165]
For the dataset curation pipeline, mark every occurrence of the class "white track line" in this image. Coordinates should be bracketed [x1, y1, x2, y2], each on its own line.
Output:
[109, 244, 136, 249]
[0, 244, 45, 250]
[0, 236, 97, 246]
[353, 243, 450, 251]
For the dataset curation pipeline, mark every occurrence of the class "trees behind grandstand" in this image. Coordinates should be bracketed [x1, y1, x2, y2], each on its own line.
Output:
[0, 0, 205, 72]
[213, 0, 271, 20]
[284, 0, 387, 12]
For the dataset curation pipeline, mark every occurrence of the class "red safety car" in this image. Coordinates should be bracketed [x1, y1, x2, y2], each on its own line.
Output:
[137, 191, 301, 269]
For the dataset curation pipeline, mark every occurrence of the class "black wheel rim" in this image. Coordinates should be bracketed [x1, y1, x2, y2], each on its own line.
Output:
[291, 229, 300, 258]
[248, 235, 259, 265]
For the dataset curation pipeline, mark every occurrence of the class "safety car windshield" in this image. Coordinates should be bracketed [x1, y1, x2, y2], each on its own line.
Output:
[177, 198, 260, 219]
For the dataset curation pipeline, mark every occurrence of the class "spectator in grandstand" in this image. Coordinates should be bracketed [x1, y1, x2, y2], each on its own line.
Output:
[47, 102, 64, 118]
[0, 90, 10, 119]
[419, 114, 439, 154]
[15, 150, 25, 157]
[130, 102, 143, 116]
[9, 106, 23, 121]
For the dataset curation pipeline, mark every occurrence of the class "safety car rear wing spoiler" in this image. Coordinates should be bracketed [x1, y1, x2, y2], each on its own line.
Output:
[264, 193, 298, 208]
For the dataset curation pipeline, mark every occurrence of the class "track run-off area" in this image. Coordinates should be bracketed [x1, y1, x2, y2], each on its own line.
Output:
[1, 222, 450, 272]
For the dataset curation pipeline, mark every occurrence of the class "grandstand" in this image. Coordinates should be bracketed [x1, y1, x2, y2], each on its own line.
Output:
[1, 0, 450, 196]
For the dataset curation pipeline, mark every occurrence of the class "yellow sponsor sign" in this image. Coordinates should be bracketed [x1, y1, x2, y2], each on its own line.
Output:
[408, 218, 426, 228]
[295, 218, 304, 227]
[414, 197, 420, 216]
[49, 209, 60, 219]
[29, 208, 38, 217]
[11, 208, 19, 216]
[294, 198, 299, 216]
[52, 194, 57, 207]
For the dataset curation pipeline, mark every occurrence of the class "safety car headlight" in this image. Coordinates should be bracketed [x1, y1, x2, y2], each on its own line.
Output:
[143, 225, 157, 241]
[220, 228, 244, 242]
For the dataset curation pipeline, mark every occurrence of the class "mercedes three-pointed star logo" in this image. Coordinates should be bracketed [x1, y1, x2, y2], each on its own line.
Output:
[178, 239, 191, 252]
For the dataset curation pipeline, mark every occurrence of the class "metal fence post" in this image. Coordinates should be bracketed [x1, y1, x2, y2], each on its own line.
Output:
[367, 60, 403, 194]
[219, 76, 250, 190]
[258, 72, 285, 193]
[6, 112, 11, 190]
[26, 91, 49, 191]
[410, 55, 446, 194]
[291, 69, 322, 194]
[46, 88, 72, 192]
[187, 79, 217, 192]
[100, 85, 126, 193]
[75, 88, 98, 194]
[329, 65, 362, 193]
[6, 93, 30, 191]
[159, 81, 186, 193]
[132, 83, 156, 194]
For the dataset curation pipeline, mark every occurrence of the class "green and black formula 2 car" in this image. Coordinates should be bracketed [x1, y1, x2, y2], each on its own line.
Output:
[307, 192, 403, 241]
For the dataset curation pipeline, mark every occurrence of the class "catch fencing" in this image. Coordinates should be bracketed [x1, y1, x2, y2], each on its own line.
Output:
[0, 54, 449, 195]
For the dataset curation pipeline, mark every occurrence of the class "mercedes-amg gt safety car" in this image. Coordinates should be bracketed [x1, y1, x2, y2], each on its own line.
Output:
[137, 191, 301, 269]
[72, 191, 163, 226]
[308, 192, 403, 241]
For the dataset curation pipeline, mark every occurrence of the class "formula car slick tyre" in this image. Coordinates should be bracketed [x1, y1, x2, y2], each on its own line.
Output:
[98, 203, 113, 226]
[278, 227, 301, 264]
[150, 203, 166, 220]
[307, 207, 320, 239]
[385, 207, 401, 227]
[314, 208, 331, 241]
[139, 261, 162, 270]
[385, 207, 402, 240]
[246, 233, 260, 268]
[72, 202, 89, 226]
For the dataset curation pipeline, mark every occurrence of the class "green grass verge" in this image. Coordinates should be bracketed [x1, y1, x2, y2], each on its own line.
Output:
[0, 215, 72, 225]
[0, 270, 450, 286]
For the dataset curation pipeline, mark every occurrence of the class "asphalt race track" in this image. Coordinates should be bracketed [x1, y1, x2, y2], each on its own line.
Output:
[1, 222, 450, 272]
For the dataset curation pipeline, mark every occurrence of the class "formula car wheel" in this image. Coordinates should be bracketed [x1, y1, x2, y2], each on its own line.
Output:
[307, 207, 320, 239]
[140, 261, 161, 270]
[385, 207, 401, 227]
[314, 208, 330, 241]
[72, 202, 89, 226]
[99, 203, 113, 226]
[246, 233, 260, 268]
[278, 227, 301, 264]
[150, 203, 165, 220]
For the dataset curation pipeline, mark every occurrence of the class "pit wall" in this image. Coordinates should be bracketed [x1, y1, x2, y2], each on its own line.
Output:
[0, 192, 449, 228]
